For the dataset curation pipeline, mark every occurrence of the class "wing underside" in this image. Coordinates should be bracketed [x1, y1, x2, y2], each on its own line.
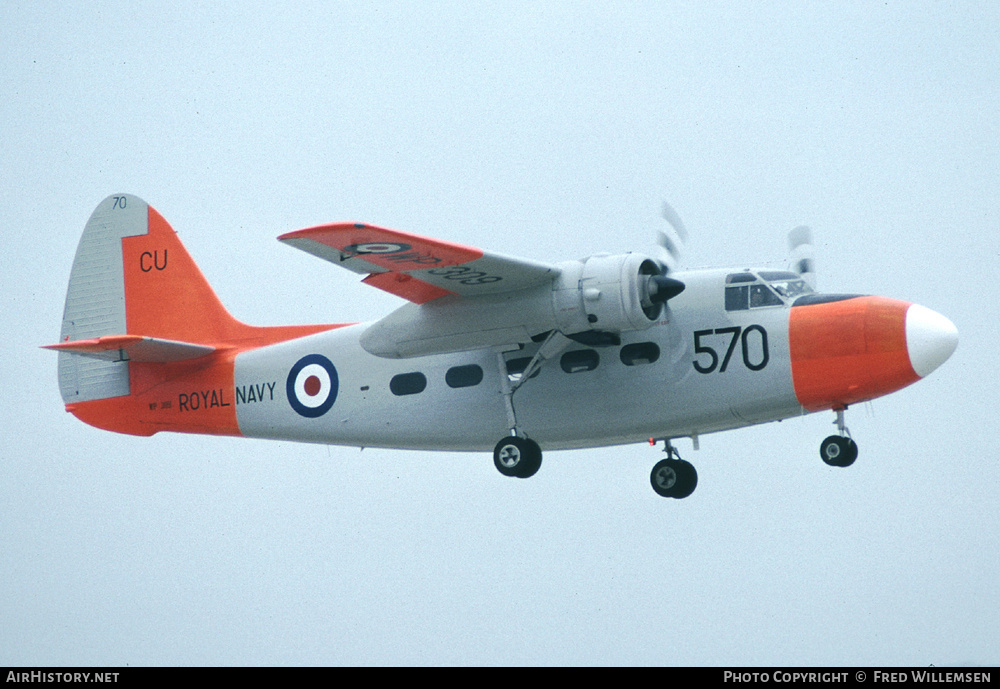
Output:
[279, 223, 557, 304]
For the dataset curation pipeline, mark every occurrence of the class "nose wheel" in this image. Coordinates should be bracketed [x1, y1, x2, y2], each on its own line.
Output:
[820, 435, 858, 467]
[820, 408, 858, 467]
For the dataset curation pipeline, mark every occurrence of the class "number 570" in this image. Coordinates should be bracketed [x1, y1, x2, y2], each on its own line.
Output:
[692, 325, 769, 374]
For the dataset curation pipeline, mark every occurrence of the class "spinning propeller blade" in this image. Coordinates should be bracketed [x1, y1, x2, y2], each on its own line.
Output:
[787, 225, 816, 289]
[639, 200, 688, 314]
[655, 200, 688, 274]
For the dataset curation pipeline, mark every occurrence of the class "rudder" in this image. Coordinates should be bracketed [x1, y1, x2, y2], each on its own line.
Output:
[58, 194, 148, 403]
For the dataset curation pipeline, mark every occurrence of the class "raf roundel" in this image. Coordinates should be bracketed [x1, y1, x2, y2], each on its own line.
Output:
[343, 242, 411, 255]
[286, 354, 339, 418]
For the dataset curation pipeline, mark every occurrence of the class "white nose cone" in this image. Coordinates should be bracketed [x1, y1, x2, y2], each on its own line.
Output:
[906, 304, 959, 378]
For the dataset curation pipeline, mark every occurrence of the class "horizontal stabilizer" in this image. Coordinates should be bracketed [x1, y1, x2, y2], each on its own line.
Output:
[43, 335, 217, 362]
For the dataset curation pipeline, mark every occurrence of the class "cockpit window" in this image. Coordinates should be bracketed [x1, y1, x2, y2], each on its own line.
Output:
[766, 277, 812, 300]
[750, 283, 783, 307]
[725, 271, 812, 311]
[726, 285, 749, 311]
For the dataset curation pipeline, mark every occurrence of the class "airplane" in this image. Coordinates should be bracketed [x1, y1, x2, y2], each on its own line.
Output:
[45, 194, 958, 498]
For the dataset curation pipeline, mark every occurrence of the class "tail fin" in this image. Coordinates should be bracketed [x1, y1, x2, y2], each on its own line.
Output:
[54, 194, 246, 403]
[54, 194, 337, 409]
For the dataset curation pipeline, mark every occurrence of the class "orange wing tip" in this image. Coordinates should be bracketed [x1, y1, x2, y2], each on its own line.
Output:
[277, 223, 367, 241]
[280, 223, 484, 265]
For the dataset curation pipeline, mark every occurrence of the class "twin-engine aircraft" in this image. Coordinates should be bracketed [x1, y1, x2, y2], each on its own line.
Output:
[47, 194, 958, 498]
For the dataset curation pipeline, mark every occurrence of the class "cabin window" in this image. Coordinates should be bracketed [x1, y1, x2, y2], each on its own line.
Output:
[446, 364, 484, 389]
[560, 349, 599, 374]
[620, 342, 660, 366]
[506, 357, 540, 382]
[389, 372, 427, 396]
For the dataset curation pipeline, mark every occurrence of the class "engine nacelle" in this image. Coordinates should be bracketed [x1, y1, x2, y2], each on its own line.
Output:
[360, 252, 684, 358]
[552, 253, 679, 335]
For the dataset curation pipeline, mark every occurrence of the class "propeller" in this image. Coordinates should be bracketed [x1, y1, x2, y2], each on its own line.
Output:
[640, 200, 688, 317]
[655, 200, 689, 274]
[787, 225, 816, 289]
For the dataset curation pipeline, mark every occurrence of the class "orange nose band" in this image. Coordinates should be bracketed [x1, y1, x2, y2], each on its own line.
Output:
[790, 296, 916, 412]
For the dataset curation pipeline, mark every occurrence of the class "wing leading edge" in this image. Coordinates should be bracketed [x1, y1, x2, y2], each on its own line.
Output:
[279, 223, 558, 304]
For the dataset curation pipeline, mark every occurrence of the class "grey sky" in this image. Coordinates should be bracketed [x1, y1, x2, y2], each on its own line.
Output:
[2, 1, 997, 665]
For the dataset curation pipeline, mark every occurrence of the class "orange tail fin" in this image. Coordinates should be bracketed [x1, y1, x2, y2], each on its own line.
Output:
[122, 201, 251, 343]
[51, 194, 338, 435]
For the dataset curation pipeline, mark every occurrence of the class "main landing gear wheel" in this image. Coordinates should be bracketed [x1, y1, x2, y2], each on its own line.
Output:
[820, 435, 858, 467]
[493, 436, 542, 478]
[650, 458, 698, 499]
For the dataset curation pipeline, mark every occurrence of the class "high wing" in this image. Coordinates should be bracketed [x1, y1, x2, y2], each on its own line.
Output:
[279, 223, 558, 304]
